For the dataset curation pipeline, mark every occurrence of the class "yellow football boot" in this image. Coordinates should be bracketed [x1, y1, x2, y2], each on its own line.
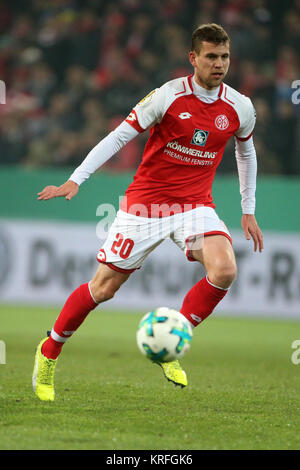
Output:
[32, 337, 57, 401]
[158, 360, 188, 388]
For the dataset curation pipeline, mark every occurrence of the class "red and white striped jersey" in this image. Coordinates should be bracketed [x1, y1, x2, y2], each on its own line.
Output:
[122, 74, 256, 216]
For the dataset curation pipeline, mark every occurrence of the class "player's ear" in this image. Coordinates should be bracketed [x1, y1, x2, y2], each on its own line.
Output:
[189, 50, 197, 67]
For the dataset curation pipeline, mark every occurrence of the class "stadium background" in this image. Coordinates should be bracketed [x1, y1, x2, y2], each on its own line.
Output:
[0, 0, 299, 318]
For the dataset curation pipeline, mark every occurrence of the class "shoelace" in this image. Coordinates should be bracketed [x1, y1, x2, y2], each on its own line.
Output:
[39, 358, 56, 385]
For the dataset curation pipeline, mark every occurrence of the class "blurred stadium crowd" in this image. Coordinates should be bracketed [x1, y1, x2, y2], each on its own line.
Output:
[0, 0, 299, 174]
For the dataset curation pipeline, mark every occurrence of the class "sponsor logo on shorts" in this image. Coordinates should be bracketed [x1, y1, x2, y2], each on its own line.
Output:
[97, 249, 106, 262]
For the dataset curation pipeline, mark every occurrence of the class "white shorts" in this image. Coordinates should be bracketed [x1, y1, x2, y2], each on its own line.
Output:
[96, 207, 232, 273]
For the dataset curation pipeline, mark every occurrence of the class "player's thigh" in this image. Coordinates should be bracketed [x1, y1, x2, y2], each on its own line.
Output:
[90, 262, 131, 303]
[171, 206, 232, 265]
[98, 210, 167, 272]
[192, 234, 237, 279]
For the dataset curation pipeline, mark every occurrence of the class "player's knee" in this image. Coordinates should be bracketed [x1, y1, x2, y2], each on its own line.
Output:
[90, 280, 119, 303]
[218, 263, 237, 287]
[210, 261, 237, 289]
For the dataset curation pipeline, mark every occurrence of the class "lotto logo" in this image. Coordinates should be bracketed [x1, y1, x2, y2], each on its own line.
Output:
[126, 112, 136, 122]
[178, 112, 192, 119]
[97, 249, 107, 262]
[190, 314, 202, 324]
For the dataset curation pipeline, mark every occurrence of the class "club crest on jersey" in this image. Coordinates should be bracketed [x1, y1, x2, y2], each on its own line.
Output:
[215, 114, 229, 130]
[191, 129, 209, 147]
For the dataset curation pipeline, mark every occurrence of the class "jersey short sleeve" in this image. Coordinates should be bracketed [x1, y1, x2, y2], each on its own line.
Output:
[125, 88, 163, 132]
[234, 97, 256, 141]
[125, 77, 192, 133]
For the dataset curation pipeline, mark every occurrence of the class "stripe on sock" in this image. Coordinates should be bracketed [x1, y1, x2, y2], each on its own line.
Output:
[51, 328, 69, 343]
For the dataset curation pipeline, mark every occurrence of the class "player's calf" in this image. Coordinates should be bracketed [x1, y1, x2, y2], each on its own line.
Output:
[40, 264, 131, 362]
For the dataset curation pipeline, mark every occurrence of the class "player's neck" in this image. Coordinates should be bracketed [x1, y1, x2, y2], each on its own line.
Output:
[192, 76, 220, 103]
[192, 75, 220, 95]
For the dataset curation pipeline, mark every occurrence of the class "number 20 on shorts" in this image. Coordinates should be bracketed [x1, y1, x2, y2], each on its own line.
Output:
[111, 233, 134, 259]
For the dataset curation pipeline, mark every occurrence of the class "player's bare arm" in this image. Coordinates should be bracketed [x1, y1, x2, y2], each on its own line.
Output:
[241, 214, 263, 252]
[37, 180, 79, 201]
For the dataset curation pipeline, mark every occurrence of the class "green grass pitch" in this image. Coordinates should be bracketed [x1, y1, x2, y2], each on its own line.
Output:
[0, 304, 299, 450]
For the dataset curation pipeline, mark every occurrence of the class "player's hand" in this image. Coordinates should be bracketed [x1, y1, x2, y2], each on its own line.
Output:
[241, 214, 263, 252]
[37, 180, 79, 201]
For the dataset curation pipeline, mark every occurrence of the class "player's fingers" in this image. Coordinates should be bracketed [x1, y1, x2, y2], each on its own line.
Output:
[249, 228, 258, 252]
[243, 225, 251, 241]
[37, 188, 49, 199]
[65, 185, 79, 200]
[38, 193, 56, 200]
[65, 190, 76, 201]
[37, 186, 58, 200]
[257, 229, 264, 252]
[251, 224, 263, 253]
[38, 185, 57, 194]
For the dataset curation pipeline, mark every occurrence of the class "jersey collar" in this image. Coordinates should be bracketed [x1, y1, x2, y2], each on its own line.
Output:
[187, 74, 223, 99]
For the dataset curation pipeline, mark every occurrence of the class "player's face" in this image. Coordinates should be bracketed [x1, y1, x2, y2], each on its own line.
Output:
[189, 41, 230, 90]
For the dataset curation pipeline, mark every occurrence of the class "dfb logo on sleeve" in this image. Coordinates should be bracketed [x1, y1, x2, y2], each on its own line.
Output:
[191, 129, 209, 147]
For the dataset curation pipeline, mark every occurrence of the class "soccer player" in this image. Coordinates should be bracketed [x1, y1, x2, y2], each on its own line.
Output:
[32, 24, 263, 401]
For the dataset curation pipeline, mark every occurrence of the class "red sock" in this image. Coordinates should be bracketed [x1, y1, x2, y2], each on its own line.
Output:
[42, 283, 98, 359]
[180, 276, 228, 327]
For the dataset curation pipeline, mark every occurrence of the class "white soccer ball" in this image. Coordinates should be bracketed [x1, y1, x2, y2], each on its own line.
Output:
[136, 307, 193, 362]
